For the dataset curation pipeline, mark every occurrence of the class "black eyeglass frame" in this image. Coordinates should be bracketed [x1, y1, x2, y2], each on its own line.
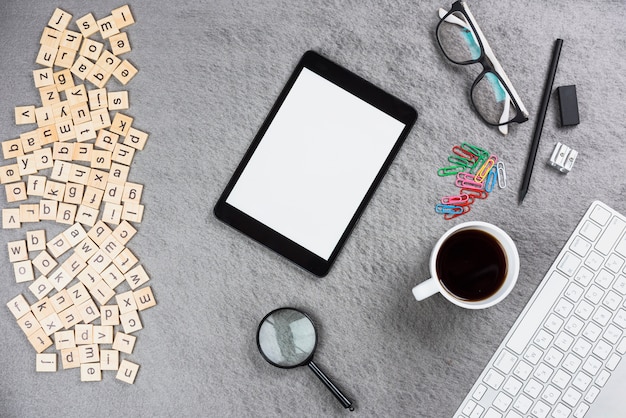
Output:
[436, 1, 529, 127]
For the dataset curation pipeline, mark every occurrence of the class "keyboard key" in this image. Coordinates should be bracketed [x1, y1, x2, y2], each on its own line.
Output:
[592, 340, 612, 360]
[462, 399, 477, 415]
[524, 345, 543, 365]
[558, 252, 581, 276]
[574, 403, 590, 418]
[584, 284, 604, 304]
[469, 405, 484, 418]
[602, 290, 622, 310]
[504, 411, 523, 418]
[574, 266, 594, 286]
[606, 353, 621, 370]
[572, 339, 592, 357]
[544, 314, 564, 333]
[533, 363, 554, 383]
[493, 349, 517, 374]
[563, 354, 582, 373]
[574, 300, 594, 320]
[595, 217, 626, 255]
[531, 400, 550, 418]
[565, 282, 585, 302]
[513, 360, 533, 380]
[552, 369, 572, 389]
[572, 371, 592, 391]
[616, 232, 626, 258]
[523, 378, 543, 398]
[562, 387, 582, 407]
[544, 347, 564, 367]
[483, 369, 505, 390]
[582, 322, 602, 342]
[618, 337, 626, 354]
[592, 306, 612, 327]
[483, 408, 502, 418]
[570, 235, 591, 257]
[551, 402, 572, 418]
[580, 221, 601, 241]
[606, 253, 625, 273]
[506, 271, 568, 355]
[534, 330, 553, 349]
[493, 393, 512, 411]
[615, 309, 626, 329]
[472, 384, 487, 401]
[540, 384, 561, 405]
[554, 298, 574, 318]
[595, 269, 615, 288]
[604, 324, 623, 344]
[582, 357, 602, 375]
[585, 251, 604, 271]
[503, 376, 522, 396]
[613, 275, 626, 295]
[513, 394, 533, 414]
[596, 369, 611, 387]
[584, 386, 600, 403]
[565, 316, 584, 335]
[590, 205, 612, 225]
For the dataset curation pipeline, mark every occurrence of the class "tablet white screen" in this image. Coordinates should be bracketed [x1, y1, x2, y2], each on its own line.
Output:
[226, 68, 406, 260]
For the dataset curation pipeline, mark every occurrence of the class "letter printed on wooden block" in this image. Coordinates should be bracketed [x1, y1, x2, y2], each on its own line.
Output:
[116, 360, 139, 384]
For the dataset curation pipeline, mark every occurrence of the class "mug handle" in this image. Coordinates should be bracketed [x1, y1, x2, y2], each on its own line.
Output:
[412, 278, 440, 301]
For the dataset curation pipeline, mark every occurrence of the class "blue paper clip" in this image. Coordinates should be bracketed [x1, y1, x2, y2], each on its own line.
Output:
[485, 167, 498, 193]
[435, 204, 464, 215]
[496, 161, 507, 188]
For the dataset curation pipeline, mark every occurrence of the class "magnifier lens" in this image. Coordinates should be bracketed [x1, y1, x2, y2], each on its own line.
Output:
[257, 308, 316, 367]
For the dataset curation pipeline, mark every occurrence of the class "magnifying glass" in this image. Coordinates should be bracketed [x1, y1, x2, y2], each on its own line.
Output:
[256, 307, 354, 411]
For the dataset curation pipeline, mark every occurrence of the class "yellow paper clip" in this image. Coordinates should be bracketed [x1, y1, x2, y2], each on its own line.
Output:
[474, 155, 498, 183]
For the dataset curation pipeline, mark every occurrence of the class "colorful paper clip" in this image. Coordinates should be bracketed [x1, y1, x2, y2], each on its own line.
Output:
[447, 155, 472, 168]
[437, 165, 466, 177]
[452, 145, 478, 163]
[496, 161, 507, 189]
[435, 204, 464, 215]
[444, 205, 471, 220]
[461, 188, 489, 200]
[461, 143, 489, 160]
[455, 175, 485, 190]
[485, 167, 498, 193]
[474, 155, 498, 182]
[441, 194, 470, 206]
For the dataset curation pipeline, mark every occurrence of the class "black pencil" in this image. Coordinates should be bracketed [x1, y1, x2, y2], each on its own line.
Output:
[519, 38, 563, 204]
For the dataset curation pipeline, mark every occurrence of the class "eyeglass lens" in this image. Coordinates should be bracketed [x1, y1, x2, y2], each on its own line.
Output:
[437, 11, 520, 125]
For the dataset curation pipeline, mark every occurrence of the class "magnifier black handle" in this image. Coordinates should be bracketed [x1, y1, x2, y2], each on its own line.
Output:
[308, 361, 354, 411]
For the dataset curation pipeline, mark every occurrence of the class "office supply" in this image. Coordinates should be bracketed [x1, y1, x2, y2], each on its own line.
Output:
[436, 1, 529, 134]
[496, 162, 507, 189]
[454, 200, 626, 418]
[485, 169, 497, 193]
[214, 50, 417, 277]
[549, 142, 578, 173]
[558, 85, 580, 126]
[518, 38, 564, 204]
[257, 307, 354, 411]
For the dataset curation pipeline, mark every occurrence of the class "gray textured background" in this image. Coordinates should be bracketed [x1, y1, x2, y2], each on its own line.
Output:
[1, 0, 625, 417]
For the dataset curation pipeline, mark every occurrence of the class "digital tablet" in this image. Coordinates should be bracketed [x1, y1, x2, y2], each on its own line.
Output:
[214, 51, 417, 276]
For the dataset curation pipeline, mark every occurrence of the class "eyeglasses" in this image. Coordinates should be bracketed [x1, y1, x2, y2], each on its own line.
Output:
[436, 1, 529, 134]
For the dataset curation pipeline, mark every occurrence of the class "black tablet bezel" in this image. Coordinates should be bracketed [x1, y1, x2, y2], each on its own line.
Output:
[214, 50, 417, 277]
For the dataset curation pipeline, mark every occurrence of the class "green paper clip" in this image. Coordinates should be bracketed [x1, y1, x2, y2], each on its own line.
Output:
[447, 155, 472, 168]
[437, 165, 466, 176]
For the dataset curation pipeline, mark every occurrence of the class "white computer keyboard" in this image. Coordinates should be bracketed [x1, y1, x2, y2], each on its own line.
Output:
[455, 201, 626, 418]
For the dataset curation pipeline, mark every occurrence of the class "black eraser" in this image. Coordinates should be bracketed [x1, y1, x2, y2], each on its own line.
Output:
[557, 85, 579, 126]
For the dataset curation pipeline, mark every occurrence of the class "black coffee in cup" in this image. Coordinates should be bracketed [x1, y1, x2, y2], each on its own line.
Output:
[435, 229, 507, 301]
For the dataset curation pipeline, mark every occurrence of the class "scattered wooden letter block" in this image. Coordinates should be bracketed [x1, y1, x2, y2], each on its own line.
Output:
[88, 220, 112, 245]
[50, 289, 72, 313]
[56, 121, 76, 142]
[6, 182, 27, 203]
[112, 331, 136, 354]
[80, 363, 102, 382]
[93, 325, 114, 344]
[39, 200, 58, 221]
[20, 129, 43, 154]
[100, 305, 120, 326]
[15, 105, 36, 125]
[120, 310, 142, 334]
[68, 282, 91, 306]
[97, 15, 120, 39]
[34, 148, 54, 170]
[107, 90, 129, 110]
[116, 290, 137, 315]
[36, 45, 58, 67]
[103, 182, 123, 205]
[36, 353, 57, 372]
[48, 8, 72, 32]
[124, 127, 148, 150]
[78, 343, 100, 363]
[27, 230, 46, 251]
[100, 349, 119, 371]
[122, 182, 143, 204]
[77, 265, 102, 291]
[111, 5, 135, 29]
[112, 59, 138, 85]
[2, 208, 21, 229]
[58, 305, 81, 329]
[43, 180, 66, 202]
[54, 47, 77, 69]
[102, 264, 125, 289]
[80, 38, 104, 61]
[88, 168, 109, 190]
[40, 312, 63, 336]
[109, 32, 131, 56]
[95, 129, 119, 152]
[30, 297, 54, 322]
[122, 203, 144, 223]
[91, 149, 112, 171]
[56, 202, 78, 225]
[40, 27, 62, 48]
[32, 250, 58, 276]
[28, 276, 54, 300]
[27, 175, 47, 197]
[110, 112, 133, 136]
[60, 29, 82, 51]
[7, 294, 31, 319]
[61, 347, 80, 369]
[102, 202, 123, 225]
[53, 68, 75, 92]
[75, 324, 93, 345]
[86, 65, 112, 89]
[33, 68, 54, 88]
[76, 13, 99, 38]
[7, 240, 28, 262]
[108, 162, 130, 185]
[17, 311, 41, 337]
[91, 279, 115, 305]
[54, 329, 76, 351]
[17, 154, 38, 176]
[2, 138, 24, 159]
[28, 328, 54, 353]
[134, 286, 156, 311]
[47, 232, 72, 258]
[113, 247, 138, 273]
[69, 163, 91, 184]
[48, 267, 73, 291]
[1, 164, 21, 184]
[14, 260, 35, 283]
[88, 249, 112, 274]
[20, 204, 41, 223]
[124, 265, 149, 290]
[39, 85, 61, 107]
[116, 360, 139, 384]
[78, 298, 100, 324]
[39, 124, 59, 145]
[70, 56, 96, 81]
[75, 205, 100, 228]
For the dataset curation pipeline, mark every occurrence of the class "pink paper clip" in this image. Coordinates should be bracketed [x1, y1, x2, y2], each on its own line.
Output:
[461, 188, 489, 200]
[456, 172, 476, 181]
[455, 178, 485, 190]
[474, 155, 498, 183]
[444, 205, 471, 220]
[441, 194, 470, 206]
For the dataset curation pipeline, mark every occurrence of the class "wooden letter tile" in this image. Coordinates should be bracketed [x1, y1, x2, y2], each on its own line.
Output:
[13, 260, 35, 283]
[112, 59, 138, 85]
[93, 325, 113, 344]
[40, 312, 63, 336]
[64, 183, 85, 205]
[109, 32, 131, 56]
[80, 363, 102, 381]
[121, 203, 143, 224]
[36, 353, 57, 372]
[63, 222, 88, 246]
[95, 129, 119, 152]
[80, 38, 103, 61]
[76, 13, 99, 37]
[32, 250, 58, 276]
[2, 138, 24, 159]
[88, 88, 108, 110]
[60, 30, 82, 51]
[36, 45, 58, 67]
[108, 162, 130, 185]
[48, 8, 72, 32]
[100, 305, 120, 326]
[0, 164, 21, 184]
[28, 328, 53, 353]
[33, 68, 54, 88]
[54, 47, 77, 69]
[134, 287, 156, 311]
[77, 265, 102, 290]
[88, 249, 112, 274]
[75, 121, 97, 142]
[40, 27, 62, 48]
[39, 85, 60, 107]
[15, 105, 36, 125]
[116, 290, 137, 314]
[78, 298, 100, 324]
[43, 180, 66, 201]
[97, 15, 120, 39]
[75, 205, 99, 227]
[61, 347, 80, 369]
[30, 297, 54, 321]
[34, 148, 54, 170]
[62, 253, 87, 279]
[17, 154, 38, 176]
[112, 331, 136, 354]
[56, 202, 78, 225]
[107, 90, 129, 110]
[53, 69, 75, 92]
[2, 208, 21, 229]
[88, 220, 112, 245]
[113, 247, 138, 273]
[7, 294, 31, 319]
[58, 305, 81, 329]
[120, 310, 142, 333]
[78, 343, 100, 363]
[6, 182, 28, 203]
[116, 360, 139, 384]
[87, 168, 109, 190]
[74, 236, 98, 261]
[68, 282, 90, 306]
[123, 127, 148, 150]
[56, 121, 76, 142]
[48, 267, 73, 291]
[90, 279, 115, 305]
[72, 144, 93, 163]
[103, 182, 123, 204]
[86, 65, 112, 89]
[75, 324, 93, 345]
[124, 265, 149, 290]
[39, 200, 58, 221]
[70, 56, 95, 81]
[54, 329, 76, 351]
[17, 311, 41, 337]
[91, 109, 112, 131]
[27, 230, 47, 251]
[102, 264, 125, 289]
[110, 112, 133, 136]
[50, 289, 72, 313]
[52, 142, 74, 161]
[100, 349, 119, 370]
[81, 186, 104, 209]
[28, 276, 54, 300]
[111, 5, 135, 29]
[91, 149, 112, 171]
[7, 240, 28, 262]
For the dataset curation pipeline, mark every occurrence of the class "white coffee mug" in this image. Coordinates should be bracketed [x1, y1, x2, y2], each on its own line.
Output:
[412, 221, 519, 309]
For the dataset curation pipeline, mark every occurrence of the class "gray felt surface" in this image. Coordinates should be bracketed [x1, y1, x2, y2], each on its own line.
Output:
[1, 0, 626, 417]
